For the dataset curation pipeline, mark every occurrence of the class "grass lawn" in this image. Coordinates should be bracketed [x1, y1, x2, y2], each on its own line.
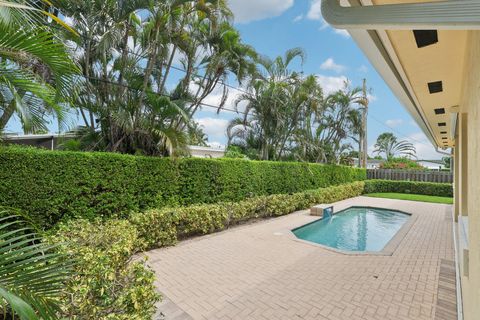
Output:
[366, 192, 454, 204]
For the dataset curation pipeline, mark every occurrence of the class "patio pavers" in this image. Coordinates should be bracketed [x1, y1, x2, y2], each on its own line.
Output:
[147, 196, 456, 320]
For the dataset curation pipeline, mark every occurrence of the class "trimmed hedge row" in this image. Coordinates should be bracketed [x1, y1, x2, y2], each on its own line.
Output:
[0, 146, 366, 227]
[364, 180, 453, 197]
[130, 181, 366, 250]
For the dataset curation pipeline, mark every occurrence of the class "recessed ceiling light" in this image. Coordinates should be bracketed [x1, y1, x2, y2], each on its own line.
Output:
[428, 81, 443, 94]
[413, 30, 438, 48]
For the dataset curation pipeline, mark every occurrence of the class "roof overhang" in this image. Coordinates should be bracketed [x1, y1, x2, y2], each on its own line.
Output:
[322, 0, 479, 151]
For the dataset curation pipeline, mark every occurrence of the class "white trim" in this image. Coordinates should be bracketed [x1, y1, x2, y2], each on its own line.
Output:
[322, 0, 480, 30]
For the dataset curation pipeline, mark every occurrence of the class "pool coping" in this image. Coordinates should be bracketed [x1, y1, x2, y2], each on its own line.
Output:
[284, 205, 418, 256]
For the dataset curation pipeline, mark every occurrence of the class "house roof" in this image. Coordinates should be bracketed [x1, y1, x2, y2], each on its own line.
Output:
[322, 0, 476, 151]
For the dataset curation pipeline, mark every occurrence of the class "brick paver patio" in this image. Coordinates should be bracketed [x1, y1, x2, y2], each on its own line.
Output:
[147, 196, 456, 320]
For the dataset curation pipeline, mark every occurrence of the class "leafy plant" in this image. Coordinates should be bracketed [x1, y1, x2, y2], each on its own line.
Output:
[0, 0, 79, 133]
[47, 219, 160, 320]
[0, 212, 72, 320]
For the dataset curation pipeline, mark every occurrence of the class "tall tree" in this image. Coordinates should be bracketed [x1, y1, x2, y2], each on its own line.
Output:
[373, 132, 416, 159]
[228, 48, 306, 160]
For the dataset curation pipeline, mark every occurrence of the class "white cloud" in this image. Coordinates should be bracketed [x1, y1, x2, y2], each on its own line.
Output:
[228, 0, 294, 24]
[367, 93, 377, 102]
[316, 75, 349, 94]
[334, 29, 351, 38]
[197, 117, 229, 139]
[407, 132, 447, 160]
[307, 0, 350, 37]
[293, 14, 304, 22]
[320, 58, 346, 73]
[358, 65, 368, 73]
[385, 119, 404, 127]
[307, 0, 322, 20]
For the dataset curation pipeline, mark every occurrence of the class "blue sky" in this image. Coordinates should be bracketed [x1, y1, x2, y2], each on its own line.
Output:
[5, 0, 444, 159]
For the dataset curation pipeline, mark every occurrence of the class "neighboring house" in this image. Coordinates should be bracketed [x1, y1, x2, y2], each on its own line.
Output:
[2, 134, 226, 158]
[321, 1, 479, 318]
[352, 158, 384, 169]
[416, 159, 447, 170]
[2, 133, 76, 150]
[188, 145, 225, 158]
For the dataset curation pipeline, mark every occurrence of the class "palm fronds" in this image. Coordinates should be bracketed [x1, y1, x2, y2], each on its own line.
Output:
[0, 212, 73, 320]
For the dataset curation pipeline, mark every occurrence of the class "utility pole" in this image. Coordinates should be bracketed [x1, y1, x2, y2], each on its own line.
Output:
[361, 79, 369, 169]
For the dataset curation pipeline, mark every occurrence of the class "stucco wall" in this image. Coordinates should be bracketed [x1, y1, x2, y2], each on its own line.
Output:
[458, 30, 480, 320]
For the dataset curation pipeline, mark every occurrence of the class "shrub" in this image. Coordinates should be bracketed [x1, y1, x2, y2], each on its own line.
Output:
[0, 146, 365, 227]
[364, 180, 453, 197]
[47, 219, 160, 320]
[380, 157, 424, 169]
[132, 181, 366, 250]
[130, 209, 178, 250]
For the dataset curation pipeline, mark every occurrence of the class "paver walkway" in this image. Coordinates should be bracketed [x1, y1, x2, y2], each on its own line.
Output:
[147, 196, 456, 320]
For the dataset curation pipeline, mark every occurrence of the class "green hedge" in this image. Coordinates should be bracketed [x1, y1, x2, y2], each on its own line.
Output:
[130, 181, 366, 250]
[0, 146, 365, 227]
[364, 180, 453, 197]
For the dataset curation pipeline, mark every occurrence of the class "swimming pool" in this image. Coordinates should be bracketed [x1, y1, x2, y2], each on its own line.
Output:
[292, 207, 410, 252]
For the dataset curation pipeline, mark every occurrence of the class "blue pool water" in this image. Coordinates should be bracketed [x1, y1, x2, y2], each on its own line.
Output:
[293, 207, 409, 252]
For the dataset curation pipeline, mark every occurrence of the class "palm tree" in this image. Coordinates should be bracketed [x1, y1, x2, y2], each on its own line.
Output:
[295, 85, 364, 163]
[0, 0, 78, 133]
[228, 48, 305, 160]
[0, 213, 72, 320]
[373, 132, 416, 159]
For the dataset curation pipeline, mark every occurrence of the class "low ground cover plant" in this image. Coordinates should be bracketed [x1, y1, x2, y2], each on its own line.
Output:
[130, 181, 366, 250]
[46, 219, 160, 320]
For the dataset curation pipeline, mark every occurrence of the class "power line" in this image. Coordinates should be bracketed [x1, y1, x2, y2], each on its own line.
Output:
[81, 75, 248, 116]
[368, 114, 434, 148]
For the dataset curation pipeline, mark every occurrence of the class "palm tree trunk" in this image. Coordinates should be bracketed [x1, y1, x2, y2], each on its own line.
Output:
[0, 102, 15, 130]
[159, 44, 177, 94]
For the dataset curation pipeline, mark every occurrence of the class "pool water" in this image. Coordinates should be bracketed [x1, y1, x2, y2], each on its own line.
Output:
[293, 207, 409, 252]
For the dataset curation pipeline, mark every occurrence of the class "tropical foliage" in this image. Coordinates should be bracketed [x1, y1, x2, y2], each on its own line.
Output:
[0, 212, 72, 320]
[227, 48, 367, 163]
[0, 0, 372, 162]
[49, 0, 256, 155]
[373, 132, 416, 160]
[0, 0, 78, 133]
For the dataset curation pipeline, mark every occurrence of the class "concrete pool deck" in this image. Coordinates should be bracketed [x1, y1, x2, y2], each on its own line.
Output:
[147, 196, 456, 320]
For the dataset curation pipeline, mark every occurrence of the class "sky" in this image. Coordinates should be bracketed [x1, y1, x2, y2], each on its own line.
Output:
[5, 0, 446, 160]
